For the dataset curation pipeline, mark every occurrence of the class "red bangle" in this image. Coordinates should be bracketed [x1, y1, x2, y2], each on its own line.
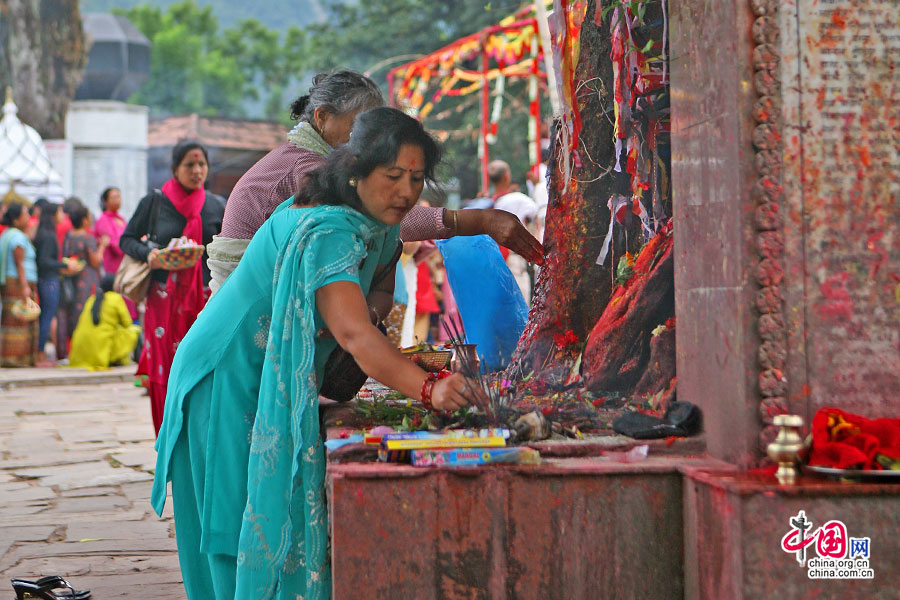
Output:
[420, 370, 452, 412]
[420, 373, 438, 411]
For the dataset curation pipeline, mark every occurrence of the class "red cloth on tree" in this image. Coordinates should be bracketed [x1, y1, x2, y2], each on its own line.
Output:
[808, 407, 900, 470]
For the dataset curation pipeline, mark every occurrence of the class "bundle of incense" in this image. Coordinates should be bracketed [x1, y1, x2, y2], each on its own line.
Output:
[381, 428, 509, 451]
[410, 447, 541, 467]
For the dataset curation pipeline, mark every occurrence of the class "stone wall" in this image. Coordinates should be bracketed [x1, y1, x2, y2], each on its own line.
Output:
[670, 0, 900, 466]
[65, 100, 148, 218]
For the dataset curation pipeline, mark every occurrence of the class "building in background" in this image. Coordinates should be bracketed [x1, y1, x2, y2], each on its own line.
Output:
[147, 114, 285, 198]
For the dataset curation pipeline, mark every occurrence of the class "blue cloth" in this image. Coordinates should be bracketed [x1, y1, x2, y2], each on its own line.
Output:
[393, 262, 408, 304]
[37, 278, 59, 350]
[324, 434, 364, 451]
[170, 385, 238, 600]
[1, 228, 37, 282]
[437, 235, 528, 371]
[153, 204, 397, 600]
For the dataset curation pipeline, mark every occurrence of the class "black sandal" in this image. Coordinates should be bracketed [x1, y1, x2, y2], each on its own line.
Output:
[10, 576, 91, 600]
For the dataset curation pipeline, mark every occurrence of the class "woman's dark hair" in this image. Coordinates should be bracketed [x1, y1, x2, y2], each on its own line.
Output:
[171, 140, 208, 171]
[30, 197, 47, 216]
[1, 201, 25, 226]
[100, 187, 118, 211]
[69, 205, 89, 229]
[91, 273, 116, 326]
[295, 107, 442, 213]
[37, 201, 61, 233]
[289, 69, 384, 122]
[63, 196, 84, 217]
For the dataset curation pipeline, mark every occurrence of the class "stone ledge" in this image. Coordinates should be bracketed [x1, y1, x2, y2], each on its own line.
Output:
[0, 366, 135, 391]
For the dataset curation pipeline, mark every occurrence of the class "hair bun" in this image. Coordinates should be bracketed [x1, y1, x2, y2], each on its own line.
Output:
[290, 94, 312, 121]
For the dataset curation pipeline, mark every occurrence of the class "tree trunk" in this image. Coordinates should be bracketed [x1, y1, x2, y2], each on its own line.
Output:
[0, 0, 87, 138]
[510, 0, 675, 406]
[582, 225, 674, 393]
[511, 0, 644, 372]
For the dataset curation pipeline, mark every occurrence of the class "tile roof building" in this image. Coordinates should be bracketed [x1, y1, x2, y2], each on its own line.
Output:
[147, 114, 286, 199]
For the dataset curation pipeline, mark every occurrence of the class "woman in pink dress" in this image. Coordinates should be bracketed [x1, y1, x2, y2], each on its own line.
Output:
[94, 187, 137, 319]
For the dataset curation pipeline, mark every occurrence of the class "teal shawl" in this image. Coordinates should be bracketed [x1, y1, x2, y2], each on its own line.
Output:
[236, 205, 389, 599]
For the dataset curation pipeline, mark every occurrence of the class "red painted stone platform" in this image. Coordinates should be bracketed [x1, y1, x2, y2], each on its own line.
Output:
[684, 469, 900, 600]
[326, 453, 731, 600]
[326, 442, 900, 599]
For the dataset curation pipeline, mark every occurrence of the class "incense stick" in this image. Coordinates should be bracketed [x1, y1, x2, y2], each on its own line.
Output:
[440, 315, 494, 419]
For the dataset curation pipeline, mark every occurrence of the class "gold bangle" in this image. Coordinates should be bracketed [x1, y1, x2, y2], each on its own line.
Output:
[451, 209, 459, 235]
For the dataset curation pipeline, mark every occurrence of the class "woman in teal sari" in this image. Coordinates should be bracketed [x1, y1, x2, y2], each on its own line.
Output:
[153, 107, 478, 600]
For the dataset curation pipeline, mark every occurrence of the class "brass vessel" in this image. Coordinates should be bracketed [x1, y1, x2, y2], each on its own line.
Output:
[450, 344, 480, 374]
[767, 414, 804, 485]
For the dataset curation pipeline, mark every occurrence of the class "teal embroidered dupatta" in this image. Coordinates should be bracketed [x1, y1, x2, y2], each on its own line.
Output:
[236, 205, 389, 599]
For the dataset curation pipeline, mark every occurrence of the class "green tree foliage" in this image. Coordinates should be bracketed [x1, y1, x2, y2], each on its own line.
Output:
[119, 0, 549, 194]
[83, 0, 327, 32]
[119, 0, 307, 119]
[305, 0, 547, 197]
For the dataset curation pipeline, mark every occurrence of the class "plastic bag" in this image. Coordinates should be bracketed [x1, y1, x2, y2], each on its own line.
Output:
[437, 235, 528, 372]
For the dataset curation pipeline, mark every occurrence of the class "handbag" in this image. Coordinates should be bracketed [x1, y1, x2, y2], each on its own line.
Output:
[11, 297, 41, 322]
[319, 240, 404, 402]
[113, 255, 152, 303]
[114, 192, 161, 303]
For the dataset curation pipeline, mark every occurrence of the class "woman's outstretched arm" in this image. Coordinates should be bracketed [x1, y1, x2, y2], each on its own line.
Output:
[316, 280, 477, 411]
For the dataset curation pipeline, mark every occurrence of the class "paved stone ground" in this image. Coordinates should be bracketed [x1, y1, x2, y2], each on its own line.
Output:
[0, 377, 185, 598]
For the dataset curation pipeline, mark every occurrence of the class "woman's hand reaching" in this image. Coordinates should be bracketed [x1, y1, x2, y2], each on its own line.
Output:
[481, 209, 544, 264]
[430, 373, 486, 412]
[454, 209, 545, 264]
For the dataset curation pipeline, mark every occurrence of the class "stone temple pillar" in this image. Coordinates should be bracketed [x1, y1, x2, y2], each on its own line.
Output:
[670, 0, 900, 468]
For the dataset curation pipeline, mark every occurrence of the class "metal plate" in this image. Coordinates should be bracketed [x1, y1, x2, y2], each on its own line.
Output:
[803, 464, 900, 481]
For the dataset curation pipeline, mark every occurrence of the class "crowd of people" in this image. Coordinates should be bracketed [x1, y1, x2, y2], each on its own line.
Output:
[1, 68, 548, 599]
[0, 188, 138, 369]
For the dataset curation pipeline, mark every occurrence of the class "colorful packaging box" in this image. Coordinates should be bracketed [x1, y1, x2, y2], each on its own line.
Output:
[381, 428, 510, 451]
[409, 447, 541, 467]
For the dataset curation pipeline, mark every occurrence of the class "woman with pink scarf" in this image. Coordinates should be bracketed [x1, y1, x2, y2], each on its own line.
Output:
[121, 141, 225, 434]
[94, 187, 137, 319]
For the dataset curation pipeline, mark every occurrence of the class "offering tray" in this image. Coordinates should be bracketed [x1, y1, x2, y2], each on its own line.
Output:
[157, 244, 204, 270]
[803, 464, 900, 481]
